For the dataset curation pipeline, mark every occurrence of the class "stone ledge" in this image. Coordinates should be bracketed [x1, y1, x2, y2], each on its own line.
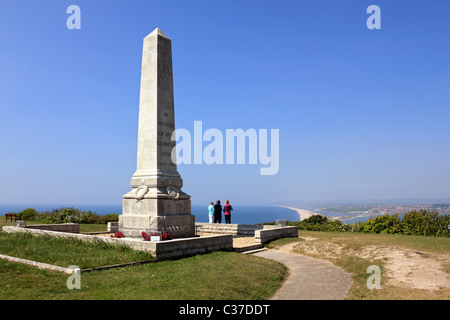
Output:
[25, 223, 79, 234]
[0, 253, 77, 274]
[233, 243, 264, 253]
[255, 226, 298, 244]
[195, 222, 279, 236]
[107, 222, 119, 233]
[2, 226, 232, 261]
[152, 234, 233, 260]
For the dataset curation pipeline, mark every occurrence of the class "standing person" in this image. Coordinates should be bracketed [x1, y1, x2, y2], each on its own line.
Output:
[208, 202, 214, 223]
[223, 200, 233, 224]
[213, 200, 222, 223]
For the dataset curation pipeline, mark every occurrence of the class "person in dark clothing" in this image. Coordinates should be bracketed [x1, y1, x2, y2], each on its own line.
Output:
[213, 200, 222, 223]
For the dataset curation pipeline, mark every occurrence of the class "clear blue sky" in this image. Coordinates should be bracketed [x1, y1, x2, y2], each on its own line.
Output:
[0, 0, 449, 206]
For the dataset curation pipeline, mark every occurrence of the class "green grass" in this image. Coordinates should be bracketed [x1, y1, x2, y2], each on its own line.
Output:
[0, 230, 152, 269]
[79, 224, 107, 233]
[264, 237, 302, 249]
[0, 229, 287, 300]
[0, 252, 286, 300]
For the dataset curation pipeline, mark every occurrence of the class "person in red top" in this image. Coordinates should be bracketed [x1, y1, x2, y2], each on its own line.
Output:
[223, 200, 233, 224]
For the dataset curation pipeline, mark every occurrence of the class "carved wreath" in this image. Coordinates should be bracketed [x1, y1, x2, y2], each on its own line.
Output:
[166, 186, 180, 199]
[135, 185, 149, 200]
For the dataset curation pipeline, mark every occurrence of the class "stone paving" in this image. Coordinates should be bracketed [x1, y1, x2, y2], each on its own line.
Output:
[254, 243, 352, 300]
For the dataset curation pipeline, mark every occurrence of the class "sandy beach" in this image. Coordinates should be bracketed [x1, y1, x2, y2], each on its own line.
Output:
[275, 205, 322, 221]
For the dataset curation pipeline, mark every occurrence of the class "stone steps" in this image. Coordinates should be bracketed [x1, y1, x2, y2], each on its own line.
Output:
[233, 243, 264, 253]
[240, 248, 267, 255]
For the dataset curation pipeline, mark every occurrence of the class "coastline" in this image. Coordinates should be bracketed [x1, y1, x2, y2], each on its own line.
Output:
[274, 205, 321, 221]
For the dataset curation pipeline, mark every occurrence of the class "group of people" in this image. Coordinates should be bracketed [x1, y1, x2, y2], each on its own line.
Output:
[208, 200, 233, 224]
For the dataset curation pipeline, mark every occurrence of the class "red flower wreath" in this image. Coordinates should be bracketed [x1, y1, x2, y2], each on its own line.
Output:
[141, 231, 171, 241]
[141, 231, 150, 241]
[111, 231, 124, 238]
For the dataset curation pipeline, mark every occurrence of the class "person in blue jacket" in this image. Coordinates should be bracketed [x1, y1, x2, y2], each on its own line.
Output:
[208, 202, 214, 223]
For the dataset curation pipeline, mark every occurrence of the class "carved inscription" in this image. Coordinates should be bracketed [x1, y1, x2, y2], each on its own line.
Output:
[157, 112, 176, 170]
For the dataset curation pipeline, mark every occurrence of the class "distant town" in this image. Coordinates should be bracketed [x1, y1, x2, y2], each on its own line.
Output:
[318, 203, 450, 219]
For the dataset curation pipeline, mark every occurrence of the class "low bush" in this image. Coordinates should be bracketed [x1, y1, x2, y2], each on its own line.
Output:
[6, 207, 119, 225]
[357, 214, 402, 234]
[288, 215, 357, 232]
[288, 210, 449, 237]
[356, 210, 448, 237]
[400, 210, 449, 236]
[50, 207, 94, 224]
[17, 208, 38, 221]
[326, 219, 358, 232]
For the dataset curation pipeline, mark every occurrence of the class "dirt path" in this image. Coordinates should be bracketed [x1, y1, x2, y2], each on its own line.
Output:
[294, 236, 450, 291]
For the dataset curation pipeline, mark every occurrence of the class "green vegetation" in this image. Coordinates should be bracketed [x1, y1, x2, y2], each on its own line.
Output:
[0, 230, 152, 269]
[288, 209, 449, 237]
[264, 237, 302, 249]
[0, 229, 287, 300]
[7, 207, 119, 225]
[0, 251, 286, 300]
[16, 208, 39, 221]
[7, 207, 448, 236]
[49, 207, 118, 225]
[401, 210, 449, 236]
[287, 214, 357, 232]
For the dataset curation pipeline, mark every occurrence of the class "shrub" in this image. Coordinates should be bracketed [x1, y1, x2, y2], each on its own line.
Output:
[289, 214, 328, 231]
[358, 210, 449, 237]
[47, 207, 119, 225]
[401, 209, 449, 236]
[359, 214, 402, 234]
[99, 213, 119, 224]
[17, 208, 38, 221]
[305, 215, 329, 225]
[34, 211, 52, 222]
[326, 219, 357, 232]
[4, 207, 119, 225]
[49, 207, 94, 224]
[288, 215, 357, 232]
[287, 209, 449, 237]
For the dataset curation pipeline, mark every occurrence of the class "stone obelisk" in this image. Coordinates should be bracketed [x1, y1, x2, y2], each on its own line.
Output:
[119, 28, 195, 238]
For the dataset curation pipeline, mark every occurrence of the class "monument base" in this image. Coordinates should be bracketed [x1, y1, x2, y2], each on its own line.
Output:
[119, 198, 195, 238]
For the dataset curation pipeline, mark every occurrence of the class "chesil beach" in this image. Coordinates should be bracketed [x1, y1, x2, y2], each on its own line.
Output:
[274, 205, 319, 221]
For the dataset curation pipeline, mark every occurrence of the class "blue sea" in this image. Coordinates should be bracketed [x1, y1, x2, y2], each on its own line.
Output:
[2, 203, 384, 224]
[192, 205, 299, 224]
[0, 203, 301, 225]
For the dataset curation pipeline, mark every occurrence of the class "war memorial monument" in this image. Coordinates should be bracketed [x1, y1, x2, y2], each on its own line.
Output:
[119, 28, 195, 239]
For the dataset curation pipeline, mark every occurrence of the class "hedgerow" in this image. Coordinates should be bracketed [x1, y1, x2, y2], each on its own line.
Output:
[288, 210, 449, 237]
[10, 207, 119, 225]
